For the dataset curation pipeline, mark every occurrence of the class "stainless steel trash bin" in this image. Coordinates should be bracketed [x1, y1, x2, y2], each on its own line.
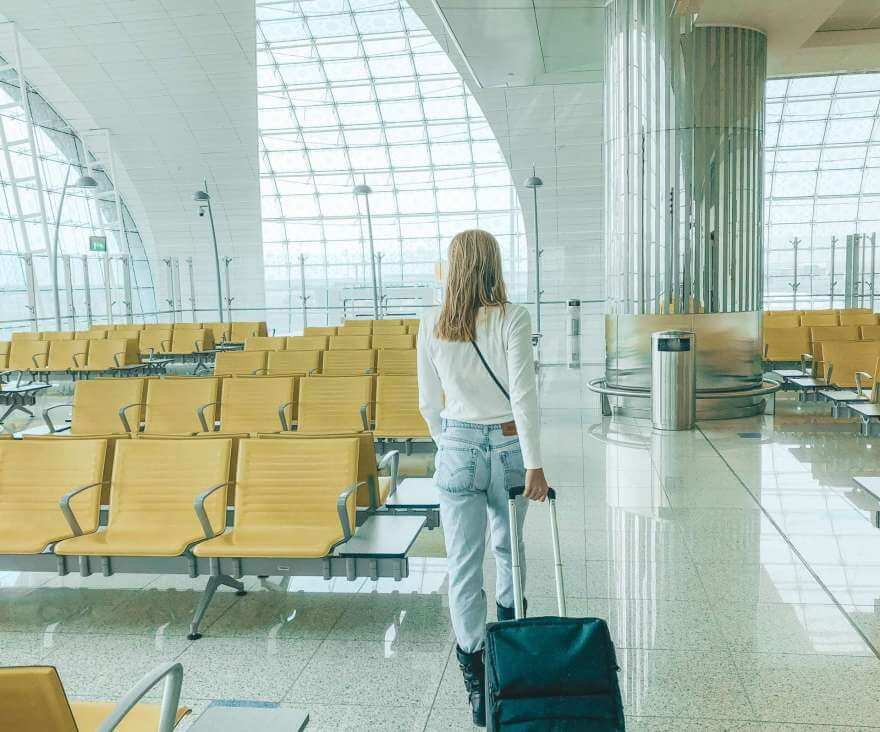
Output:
[567, 299, 581, 369]
[651, 330, 696, 430]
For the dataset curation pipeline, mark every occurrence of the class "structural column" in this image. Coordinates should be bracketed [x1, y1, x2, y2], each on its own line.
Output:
[604, 2, 768, 415]
[605, 2, 767, 315]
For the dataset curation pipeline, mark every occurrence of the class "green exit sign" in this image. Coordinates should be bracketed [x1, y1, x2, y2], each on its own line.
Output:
[89, 235, 107, 252]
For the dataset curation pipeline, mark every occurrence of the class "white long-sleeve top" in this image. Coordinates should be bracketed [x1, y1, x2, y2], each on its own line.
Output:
[417, 303, 542, 469]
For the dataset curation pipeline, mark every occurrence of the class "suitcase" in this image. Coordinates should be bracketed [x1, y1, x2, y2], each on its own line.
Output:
[483, 487, 625, 731]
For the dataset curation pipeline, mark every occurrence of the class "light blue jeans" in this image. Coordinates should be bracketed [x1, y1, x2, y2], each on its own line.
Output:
[436, 418, 528, 653]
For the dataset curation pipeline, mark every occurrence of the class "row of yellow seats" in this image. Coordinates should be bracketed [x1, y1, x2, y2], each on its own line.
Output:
[764, 325, 880, 361]
[304, 319, 420, 337]
[0, 435, 382, 588]
[247, 334, 415, 351]
[41, 373, 428, 441]
[763, 308, 878, 328]
[215, 348, 415, 376]
[0, 338, 140, 373]
[8, 320, 266, 345]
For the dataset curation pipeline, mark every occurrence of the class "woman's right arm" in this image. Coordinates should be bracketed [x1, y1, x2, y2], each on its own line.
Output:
[417, 319, 443, 442]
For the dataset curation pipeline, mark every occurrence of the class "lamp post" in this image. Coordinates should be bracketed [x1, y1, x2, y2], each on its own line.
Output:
[353, 182, 380, 319]
[51, 165, 97, 330]
[193, 182, 225, 323]
[523, 167, 543, 335]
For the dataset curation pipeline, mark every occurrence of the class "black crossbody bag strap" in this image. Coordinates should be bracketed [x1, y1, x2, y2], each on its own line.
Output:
[471, 340, 510, 401]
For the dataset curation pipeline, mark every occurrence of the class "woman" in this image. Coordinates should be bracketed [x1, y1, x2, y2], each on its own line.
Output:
[418, 229, 549, 727]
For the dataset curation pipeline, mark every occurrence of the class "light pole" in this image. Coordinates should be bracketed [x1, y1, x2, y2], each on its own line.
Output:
[353, 182, 380, 319]
[524, 167, 543, 335]
[51, 165, 97, 330]
[193, 182, 225, 323]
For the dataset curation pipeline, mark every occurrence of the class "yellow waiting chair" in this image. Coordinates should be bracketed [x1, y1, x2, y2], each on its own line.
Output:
[193, 437, 360, 560]
[0, 439, 106, 554]
[262, 431, 397, 509]
[54, 438, 232, 559]
[373, 374, 431, 440]
[322, 349, 376, 375]
[286, 335, 329, 351]
[378, 349, 416, 374]
[169, 328, 214, 354]
[244, 336, 286, 352]
[297, 375, 372, 433]
[267, 350, 321, 375]
[203, 375, 295, 434]
[32, 339, 89, 372]
[136, 377, 220, 435]
[330, 335, 371, 350]
[0, 663, 188, 732]
[303, 326, 337, 336]
[139, 328, 172, 356]
[214, 350, 267, 377]
[372, 333, 415, 350]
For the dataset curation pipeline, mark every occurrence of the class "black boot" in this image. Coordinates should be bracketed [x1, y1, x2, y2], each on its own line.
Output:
[455, 645, 486, 727]
[496, 597, 527, 621]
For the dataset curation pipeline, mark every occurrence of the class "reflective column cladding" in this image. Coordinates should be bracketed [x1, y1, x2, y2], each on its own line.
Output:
[603, 3, 769, 417]
[605, 6, 767, 314]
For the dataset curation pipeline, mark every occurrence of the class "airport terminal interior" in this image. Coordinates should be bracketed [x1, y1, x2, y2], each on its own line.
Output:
[2, 0, 880, 729]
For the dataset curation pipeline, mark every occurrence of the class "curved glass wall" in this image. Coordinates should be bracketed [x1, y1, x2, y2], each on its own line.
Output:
[0, 60, 156, 337]
[765, 73, 880, 310]
[257, 0, 526, 328]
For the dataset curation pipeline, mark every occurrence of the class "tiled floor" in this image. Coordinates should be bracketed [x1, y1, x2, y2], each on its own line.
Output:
[3, 365, 880, 729]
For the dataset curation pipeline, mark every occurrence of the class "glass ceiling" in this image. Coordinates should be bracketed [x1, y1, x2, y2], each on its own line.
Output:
[256, 0, 527, 326]
[0, 59, 156, 336]
[764, 73, 880, 309]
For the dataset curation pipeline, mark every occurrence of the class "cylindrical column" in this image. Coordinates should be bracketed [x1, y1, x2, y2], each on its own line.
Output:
[605, 3, 767, 315]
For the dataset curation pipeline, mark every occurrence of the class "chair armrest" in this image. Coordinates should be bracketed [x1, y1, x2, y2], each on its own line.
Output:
[192, 482, 230, 538]
[43, 403, 73, 434]
[360, 404, 369, 432]
[278, 400, 294, 431]
[364, 368, 375, 374]
[119, 402, 145, 433]
[336, 481, 365, 541]
[59, 482, 104, 536]
[72, 352, 88, 368]
[31, 353, 47, 369]
[855, 371, 872, 396]
[97, 661, 183, 732]
[252, 368, 268, 375]
[197, 401, 220, 433]
[377, 449, 400, 496]
[825, 361, 833, 386]
[800, 352, 816, 376]
[763, 343, 769, 360]
[308, 367, 318, 375]
[161, 339, 171, 352]
[112, 351, 125, 368]
[193, 340, 202, 353]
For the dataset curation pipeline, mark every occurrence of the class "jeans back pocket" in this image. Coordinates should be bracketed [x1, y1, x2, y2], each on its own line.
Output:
[435, 445, 478, 495]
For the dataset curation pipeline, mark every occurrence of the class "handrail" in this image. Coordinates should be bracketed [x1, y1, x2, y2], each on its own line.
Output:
[587, 377, 783, 400]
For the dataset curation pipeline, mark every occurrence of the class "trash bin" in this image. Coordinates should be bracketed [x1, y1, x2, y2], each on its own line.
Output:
[567, 299, 581, 369]
[651, 330, 696, 430]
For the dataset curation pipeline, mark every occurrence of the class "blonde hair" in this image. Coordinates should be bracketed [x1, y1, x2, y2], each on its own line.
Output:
[435, 229, 508, 342]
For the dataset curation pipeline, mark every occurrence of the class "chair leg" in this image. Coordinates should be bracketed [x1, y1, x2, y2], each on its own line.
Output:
[0, 403, 30, 423]
[188, 574, 246, 640]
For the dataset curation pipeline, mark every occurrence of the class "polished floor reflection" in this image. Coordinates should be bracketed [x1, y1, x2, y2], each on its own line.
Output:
[2, 366, 880, 729]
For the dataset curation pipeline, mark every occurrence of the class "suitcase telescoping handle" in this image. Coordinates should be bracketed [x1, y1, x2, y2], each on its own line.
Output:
[507, 486, 566, 620]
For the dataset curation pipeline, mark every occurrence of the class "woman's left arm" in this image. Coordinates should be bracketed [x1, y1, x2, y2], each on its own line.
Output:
[506, 307, 541, 470]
